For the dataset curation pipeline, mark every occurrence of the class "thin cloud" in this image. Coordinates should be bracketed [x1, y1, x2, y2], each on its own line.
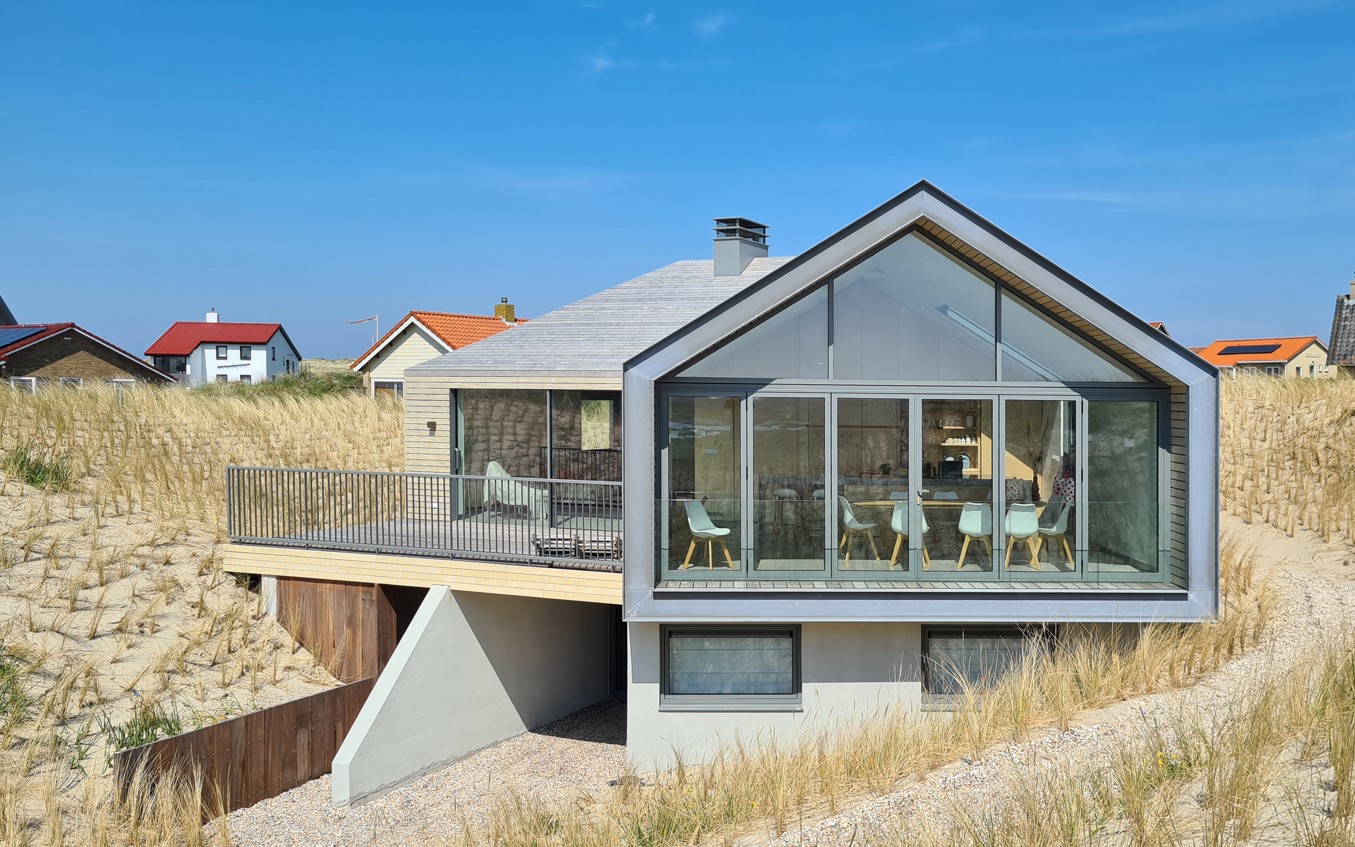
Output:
[693, 13, 727, 39]
[627, 10, 656, 29]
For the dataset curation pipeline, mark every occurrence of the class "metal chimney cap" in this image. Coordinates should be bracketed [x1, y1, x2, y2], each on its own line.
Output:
[713, 217, 768, 245]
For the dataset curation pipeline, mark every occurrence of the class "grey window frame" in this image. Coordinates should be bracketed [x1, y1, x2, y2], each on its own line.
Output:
[215, 345, 228, 360]
[215, 374, 228, 383]
[240, 345, 252, 361]
[659, 624, 802, 711]
[239, 374, 252, 385]
[921, 624, 1056, 696]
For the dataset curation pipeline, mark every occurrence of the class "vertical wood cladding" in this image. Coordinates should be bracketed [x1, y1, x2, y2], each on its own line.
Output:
[276, 577, 417, 683]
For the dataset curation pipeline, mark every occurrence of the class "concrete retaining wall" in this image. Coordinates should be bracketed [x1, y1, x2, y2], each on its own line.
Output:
[332, 586, 611, 804]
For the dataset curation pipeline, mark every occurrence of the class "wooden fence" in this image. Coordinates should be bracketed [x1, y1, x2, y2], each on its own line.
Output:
[112, 677, 375, 816]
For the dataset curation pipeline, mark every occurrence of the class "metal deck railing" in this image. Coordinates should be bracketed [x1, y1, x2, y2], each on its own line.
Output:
[226, 467, 623, 569]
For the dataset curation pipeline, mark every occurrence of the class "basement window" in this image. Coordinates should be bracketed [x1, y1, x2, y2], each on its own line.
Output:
[58, 377, 83, 388]
[922, 626, 1054, 697]
[9, 376, 37, 394]
[660, 625, 800, 711]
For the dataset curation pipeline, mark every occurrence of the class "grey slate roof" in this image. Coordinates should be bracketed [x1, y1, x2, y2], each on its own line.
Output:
[408, 256, 793, 377]
[0, 293, 14, 326]
[1330, 293, 1355, 366]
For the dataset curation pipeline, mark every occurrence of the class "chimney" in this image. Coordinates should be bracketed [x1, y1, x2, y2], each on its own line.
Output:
[1349, 274, 1355, 300]
[713, 217, 769, 277]
[205, 308, 219, 323]
[494, 297, 516, 323]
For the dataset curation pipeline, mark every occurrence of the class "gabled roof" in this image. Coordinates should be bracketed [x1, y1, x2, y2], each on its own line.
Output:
[0, 323, 176, 382]
[145, 322, 300, 358]
[1193, 336, 1325, 367]
[0, 293, 14, 325]
[351, 311, 528, 372]
[628, 181, 1210, 387]
[1148, 321, 1169, 336]
[408, 257, 793, 382]
[1330, 293, 1355, 366]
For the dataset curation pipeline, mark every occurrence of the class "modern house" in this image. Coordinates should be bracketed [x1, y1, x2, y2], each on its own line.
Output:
[145, 311, 301, 386]
[349, 303, 526, 398]
[221, 182, 1219, 804]
[1, 323, 176, 389]
[1329, 276, 1355, 377]
[1193, 336, 1331, 378]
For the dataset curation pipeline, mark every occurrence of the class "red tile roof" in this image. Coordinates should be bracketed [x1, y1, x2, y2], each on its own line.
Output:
[1193, 336, 1325, 367]
[0, 323, 175, 381]
[145, 322, 288, 357]
[351, 310, 526, 371]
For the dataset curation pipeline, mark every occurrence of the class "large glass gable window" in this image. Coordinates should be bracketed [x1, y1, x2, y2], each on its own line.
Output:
[835, 233, 996, 381]
[1000, 292, 1145, 382]
[678, 287, 828, 379]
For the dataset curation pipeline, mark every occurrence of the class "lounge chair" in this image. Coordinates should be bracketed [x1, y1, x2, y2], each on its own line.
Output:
[483, 461, 548, 519]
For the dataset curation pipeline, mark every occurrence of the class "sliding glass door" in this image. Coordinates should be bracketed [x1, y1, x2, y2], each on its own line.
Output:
[1086, 399, 1163, 579]
[835, 397, 911, 574]
[663, 394, 743, 577]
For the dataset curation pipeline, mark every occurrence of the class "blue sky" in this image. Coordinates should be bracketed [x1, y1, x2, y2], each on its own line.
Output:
[2, 1, 1352, 357]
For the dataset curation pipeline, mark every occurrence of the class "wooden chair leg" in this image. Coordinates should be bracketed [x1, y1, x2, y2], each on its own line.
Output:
[958, 535, 971, 569]
[839, 532, 848, 552]
[867, 532, 881, 561]
[922, 543, 931, 569]
[1004, 535, 1016, 566]
[681, 539, 697, 569]
[844, 530, 853, 564]
[1026, 537, 1041, 570]
[706, 540, 714, 569]
[1062, 535, 1074, 567]
[720, 539, 736, 569]
[890, 534, 904, 568]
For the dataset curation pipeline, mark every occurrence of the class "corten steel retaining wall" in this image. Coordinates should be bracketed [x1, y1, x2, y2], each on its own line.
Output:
[112, 677, 375, 817]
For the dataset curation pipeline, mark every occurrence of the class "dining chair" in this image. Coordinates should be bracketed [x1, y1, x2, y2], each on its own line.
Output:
[838, 496, 880, 564]
[889, 499, 931, 569]
[681, 499, 736, 570]
[956, 502, 992, 569]
[1037, 495, 1074, 569]
[1004, 502, 1041, 570]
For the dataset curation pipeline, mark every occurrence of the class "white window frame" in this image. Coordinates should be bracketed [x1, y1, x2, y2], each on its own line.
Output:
[1265, 365, 1283, 377]
[108, 378, 135, 387]
[58, 377, 83, 388]
[9, 376, 37, 393]
[372, 379, 405, 399]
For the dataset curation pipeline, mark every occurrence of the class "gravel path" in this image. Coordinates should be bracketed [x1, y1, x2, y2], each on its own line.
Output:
[223, 699, 626, 847]
[753, 514, 1355, 846]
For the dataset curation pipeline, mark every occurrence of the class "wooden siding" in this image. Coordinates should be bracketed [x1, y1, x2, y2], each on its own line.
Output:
[1169, 385, 1189, 588]
[224, 543, 623, 605]
[361, 323, 447, 384]
[276, 577, 404, 682]
[112, 678, 374, 818]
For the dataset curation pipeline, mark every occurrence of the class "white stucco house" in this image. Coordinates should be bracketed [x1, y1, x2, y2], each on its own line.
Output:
[145, 310, 302, 386]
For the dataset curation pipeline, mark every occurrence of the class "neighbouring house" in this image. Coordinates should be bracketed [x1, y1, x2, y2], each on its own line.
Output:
[1148, 321, 1170, 336]
[1, 323, 176, 390]
[145, 310, 301, 386]
[1328, 275, 1355, 378]
[1193, 336, 1331, 378]
[350, 302, 526, 398]
[220, 182, 1219, 805]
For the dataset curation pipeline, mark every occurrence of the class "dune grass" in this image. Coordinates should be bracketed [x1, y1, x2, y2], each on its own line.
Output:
[1221, 375, 1355, 543]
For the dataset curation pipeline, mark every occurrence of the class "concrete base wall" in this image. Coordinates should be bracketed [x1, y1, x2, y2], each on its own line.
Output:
[333, 586, 611, 804]
[626, 622, 923, 769]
